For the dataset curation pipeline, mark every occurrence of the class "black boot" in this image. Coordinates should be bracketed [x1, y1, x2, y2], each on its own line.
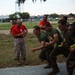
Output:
[68, 73, 73, 75]
[44, 64, 51, 69]
[47, 68, 60, 75]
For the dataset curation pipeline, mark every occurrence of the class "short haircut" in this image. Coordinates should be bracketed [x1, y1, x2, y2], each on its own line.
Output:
[33, 26, 40, 31]
[58, 19, 66, 26]
[12, 20, 16, 25]
[63, 16, 67, 20]
[70, 22, 75, 28]
[45, 22, 52, 27]
[43, 15, 48, 18]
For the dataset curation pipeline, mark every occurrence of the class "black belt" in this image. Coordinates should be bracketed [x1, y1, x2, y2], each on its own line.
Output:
[15, 37, 23, 38]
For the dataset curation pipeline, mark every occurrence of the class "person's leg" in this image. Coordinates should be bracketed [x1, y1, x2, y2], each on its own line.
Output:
[39, 47, 52, 69]
[14, 38, 21, 65]
[14, 39, 21, 60]
[62, 46, 69, 58]
[21, 38, 26, 60]
[66, 53, 75, 75]
[47, 47, 60, 75]
[39, 48, 46, 60]
[44, 46, 54, 69]
[20, 38, 27, 64]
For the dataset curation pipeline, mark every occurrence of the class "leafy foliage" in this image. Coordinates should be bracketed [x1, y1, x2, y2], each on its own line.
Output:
[9, 12, 30, 19]
[17, 0, 47, 6]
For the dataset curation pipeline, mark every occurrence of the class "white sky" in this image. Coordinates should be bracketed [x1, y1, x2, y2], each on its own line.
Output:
[0, 0, 75, 16]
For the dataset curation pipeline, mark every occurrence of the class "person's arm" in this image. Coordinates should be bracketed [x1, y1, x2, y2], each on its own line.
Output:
[46, 33, 58, 46]
[22, 25, 28, 36]
[32, 41, 46, 52]
[12, 33, 23, 38]
[39, 25, 45, 29]
[22, 29, 28, 36]
[61, 38, 67, 46]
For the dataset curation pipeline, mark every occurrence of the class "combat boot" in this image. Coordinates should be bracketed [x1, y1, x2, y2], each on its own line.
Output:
[47, 68, 60, 75]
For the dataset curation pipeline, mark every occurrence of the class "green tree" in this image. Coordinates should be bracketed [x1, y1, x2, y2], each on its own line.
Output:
[9, 12, 30, 19]
[9, 13, 17, 19]
[68, 13, 75, 18]
[50, 13, 59, 18]
[17, 0, 47, 6]
[19, 12, 30, 19]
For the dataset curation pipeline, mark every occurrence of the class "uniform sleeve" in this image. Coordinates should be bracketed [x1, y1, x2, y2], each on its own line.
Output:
[40, 35, 47, 42]
[52, 29, 59, 35]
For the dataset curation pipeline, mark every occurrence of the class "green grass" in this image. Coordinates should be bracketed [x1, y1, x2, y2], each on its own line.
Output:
[0, 21, 58, 30]
[0, 22, 57, 30]
[0, 23, 12, 30]
[0, 33, 66, 68]
[0, 33, 41, 68]
[0, 22, 36, 30]
[0, 20, 75, 30]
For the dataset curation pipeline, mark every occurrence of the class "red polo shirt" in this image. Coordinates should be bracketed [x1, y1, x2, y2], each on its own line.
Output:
[10, 24, 17, 32]
[39, 20, 51, 30]
[11, 24, 27, 35]
[39, 20, 46, 26]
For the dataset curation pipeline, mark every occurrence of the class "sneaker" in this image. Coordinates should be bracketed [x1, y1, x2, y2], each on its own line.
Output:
[44, 64, 51, 69]
[47, 69, 60, 75]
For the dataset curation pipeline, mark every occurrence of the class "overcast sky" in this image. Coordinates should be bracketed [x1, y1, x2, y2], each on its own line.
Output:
[0, 0, 75, 16]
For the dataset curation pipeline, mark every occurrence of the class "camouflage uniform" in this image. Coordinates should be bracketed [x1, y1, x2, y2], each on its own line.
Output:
[48, 28, 69, 71]
[66, 37, 75, 75]
[37, 31, 54, 65]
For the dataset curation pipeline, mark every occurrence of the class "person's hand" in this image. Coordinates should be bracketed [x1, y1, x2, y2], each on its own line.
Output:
[61, 42, 67, 47]
[48, 36, 53, 41]
[70, 47, 75, 53]
[69, 61, 75, 69]
[22, 30, 27, 36]
[31, 48, 37, 52]
[20, 32, 23, 36]
[45, 42, 50, 46]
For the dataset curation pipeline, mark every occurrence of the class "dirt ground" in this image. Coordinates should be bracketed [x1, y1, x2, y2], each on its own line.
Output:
[0, 29, 33, 35]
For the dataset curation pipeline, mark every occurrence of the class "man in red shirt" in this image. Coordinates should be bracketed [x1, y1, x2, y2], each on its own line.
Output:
[11, 19, 28, 65]
[39, 15, 51, 30]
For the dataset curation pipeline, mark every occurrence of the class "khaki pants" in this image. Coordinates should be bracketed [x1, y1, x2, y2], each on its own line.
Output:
[14, 38, 26, 60]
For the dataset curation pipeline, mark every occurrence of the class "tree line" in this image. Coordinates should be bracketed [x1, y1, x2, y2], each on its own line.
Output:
[9, 12, 30, 20]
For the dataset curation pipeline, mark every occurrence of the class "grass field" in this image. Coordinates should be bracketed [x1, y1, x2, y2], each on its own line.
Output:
[0, 20, 74, 30]
[0, 33, 66, 68]
[0, 21, 57, 30]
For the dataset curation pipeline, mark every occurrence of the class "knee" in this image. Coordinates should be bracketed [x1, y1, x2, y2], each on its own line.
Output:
[39, 54, 46, 60]
[49, 54, 56, 61]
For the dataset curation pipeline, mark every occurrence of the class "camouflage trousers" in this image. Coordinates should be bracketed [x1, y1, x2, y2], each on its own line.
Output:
[66, 53, 75, 75]
[14, 38, 26, 60]
[39, 46, 54, 64]
[49, 46, 69, 69]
